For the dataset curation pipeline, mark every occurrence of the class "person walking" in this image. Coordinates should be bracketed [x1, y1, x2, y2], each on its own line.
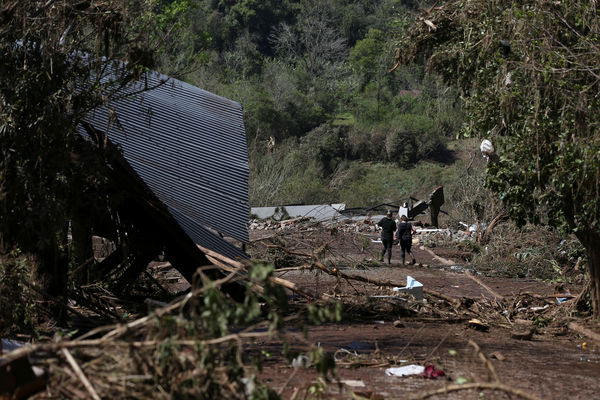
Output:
[377, 210, 396, 264]
[396, 215, 416, 265]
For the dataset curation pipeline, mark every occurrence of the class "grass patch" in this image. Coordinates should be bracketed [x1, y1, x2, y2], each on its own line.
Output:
[333, 161, 460, 207]
[332, 112, 355, 126]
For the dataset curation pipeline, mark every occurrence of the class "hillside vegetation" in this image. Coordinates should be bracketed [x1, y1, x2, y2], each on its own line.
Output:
[165, 0, 466, 209]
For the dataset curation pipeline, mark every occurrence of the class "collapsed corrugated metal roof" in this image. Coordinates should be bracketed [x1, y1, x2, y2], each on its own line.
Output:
[83, 71, 249, 261]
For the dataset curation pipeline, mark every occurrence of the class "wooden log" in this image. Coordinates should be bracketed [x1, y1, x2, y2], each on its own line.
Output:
[311, 261, 460, 305]
[411, 382, 542, 400]
[465, 271, 504, 300]
[61, 348, 101, 400]
[198, 244, 326, 300]
[568, 322, 600, 343]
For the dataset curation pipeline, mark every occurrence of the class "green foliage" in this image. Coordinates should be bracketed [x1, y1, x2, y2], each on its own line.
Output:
[332, 161, 457, 207]
[142, 262, 288, 399]
[205, 0, 298, 54]
[307, 301, 343, 325]
[349, 28, 386, 86]
[179, 0, 462, 211]
[0, 251, 36, 336]
[400, 0, 600, 239]
[404, 0, 600, 315]
[0, 1, 194, 297]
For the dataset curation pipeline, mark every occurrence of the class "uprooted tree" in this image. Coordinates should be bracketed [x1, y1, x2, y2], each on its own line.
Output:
[0, 1, 193, 303]
[398, 0, 600, 316]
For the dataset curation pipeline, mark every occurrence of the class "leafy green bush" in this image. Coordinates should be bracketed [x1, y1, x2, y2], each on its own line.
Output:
[385, 126, 418, 167]
[0, 251, 36, 335]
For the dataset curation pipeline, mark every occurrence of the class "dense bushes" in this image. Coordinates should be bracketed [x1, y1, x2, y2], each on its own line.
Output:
[0, 252, 36, 335]
[178, 0, 465, 207]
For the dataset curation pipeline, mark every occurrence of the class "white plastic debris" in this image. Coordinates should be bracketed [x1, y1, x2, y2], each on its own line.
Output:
[530, 305, 550, 312]
[291, 355, 312, 369]
[385, 365, 425, 377]
[241, 377, 255, 396]
[341, 380, 366, 387]
[480, 139, 495, 159]
[1, 338, 26, 354]
[392, 276, 424, 300]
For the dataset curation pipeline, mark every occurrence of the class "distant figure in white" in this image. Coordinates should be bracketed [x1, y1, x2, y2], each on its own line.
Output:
[480, 139, 498, 162]
[267, 136, 275, 153]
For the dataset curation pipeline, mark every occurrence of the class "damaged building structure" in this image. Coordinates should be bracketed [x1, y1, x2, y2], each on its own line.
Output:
[79, 71, 250, 286]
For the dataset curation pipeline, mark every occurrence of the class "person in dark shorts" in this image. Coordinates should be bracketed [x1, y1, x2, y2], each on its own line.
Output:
[377, 210, 396, 264]
[396, 215, 416, 265]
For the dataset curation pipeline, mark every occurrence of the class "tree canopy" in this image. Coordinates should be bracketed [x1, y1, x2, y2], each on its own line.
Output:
[398, 0, 600, 315]
[0, 0, 193, 297]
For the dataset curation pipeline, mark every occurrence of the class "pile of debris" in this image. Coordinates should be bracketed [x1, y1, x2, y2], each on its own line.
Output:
[416, 228, 473, 247]
[249, 215, 475, 247]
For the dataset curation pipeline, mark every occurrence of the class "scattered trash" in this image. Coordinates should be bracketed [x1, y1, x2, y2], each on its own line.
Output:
[454, 376, 468, 385]
[467, 319, 489, 332]
[341, 379, 365, 388]
[334, 348, 358, 362]
[240, 377, 255, 396]
[448, 349, 457, 356]
[422, 364, 445, 379]
[1, 338, 26, 354]
[530, 305, 550, 311]
[556, 293, 571, 304]
[392, 276, 424, 300]
[392, 320, 405, 328]
[489, 351, 505, 361]
[480, 139, 495, 161]
[385, 365, 425, 377]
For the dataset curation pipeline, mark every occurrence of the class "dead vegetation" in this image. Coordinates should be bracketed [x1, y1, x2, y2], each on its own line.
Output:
[1, 217, 598, 399]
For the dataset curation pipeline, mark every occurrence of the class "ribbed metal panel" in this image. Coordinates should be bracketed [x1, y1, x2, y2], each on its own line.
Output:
[168, 207, 248, 261]
[83, 71, 249, 260]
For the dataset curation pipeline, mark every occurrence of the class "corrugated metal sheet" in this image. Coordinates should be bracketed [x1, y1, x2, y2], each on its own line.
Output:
[83, 71, 249, 260]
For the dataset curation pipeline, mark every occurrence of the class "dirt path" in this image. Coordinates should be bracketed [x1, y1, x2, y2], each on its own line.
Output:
[248, 226, 598, 399]
[259, 263, 599, 399]
[257, 320, 600, 399]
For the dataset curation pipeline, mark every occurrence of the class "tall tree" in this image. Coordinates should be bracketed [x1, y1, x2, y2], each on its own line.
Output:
[398, 0, 600, 316]
[0, 1, 191, 301]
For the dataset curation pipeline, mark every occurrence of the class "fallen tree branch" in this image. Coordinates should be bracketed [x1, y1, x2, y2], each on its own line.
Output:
[1, 331, 273, 366]
[469, 340, 499, 382]
[465, 271, 504, 300]
[419, 246, 454, 265]
[61, 348, 101, 400]
[253, 236, 461, 304]
[411, 382, 543, 400]
[422, 288, 461, 306]
[568, 322, 600, 343]
[198, 244, 326, 300]
[311, 261, 460, 305]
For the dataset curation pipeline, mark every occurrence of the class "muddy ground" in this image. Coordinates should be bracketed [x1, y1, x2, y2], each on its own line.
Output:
[247, 224, 600, 399]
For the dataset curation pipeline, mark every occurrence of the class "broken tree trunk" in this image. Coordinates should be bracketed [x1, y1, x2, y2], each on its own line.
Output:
[311, 261, 460, 305]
